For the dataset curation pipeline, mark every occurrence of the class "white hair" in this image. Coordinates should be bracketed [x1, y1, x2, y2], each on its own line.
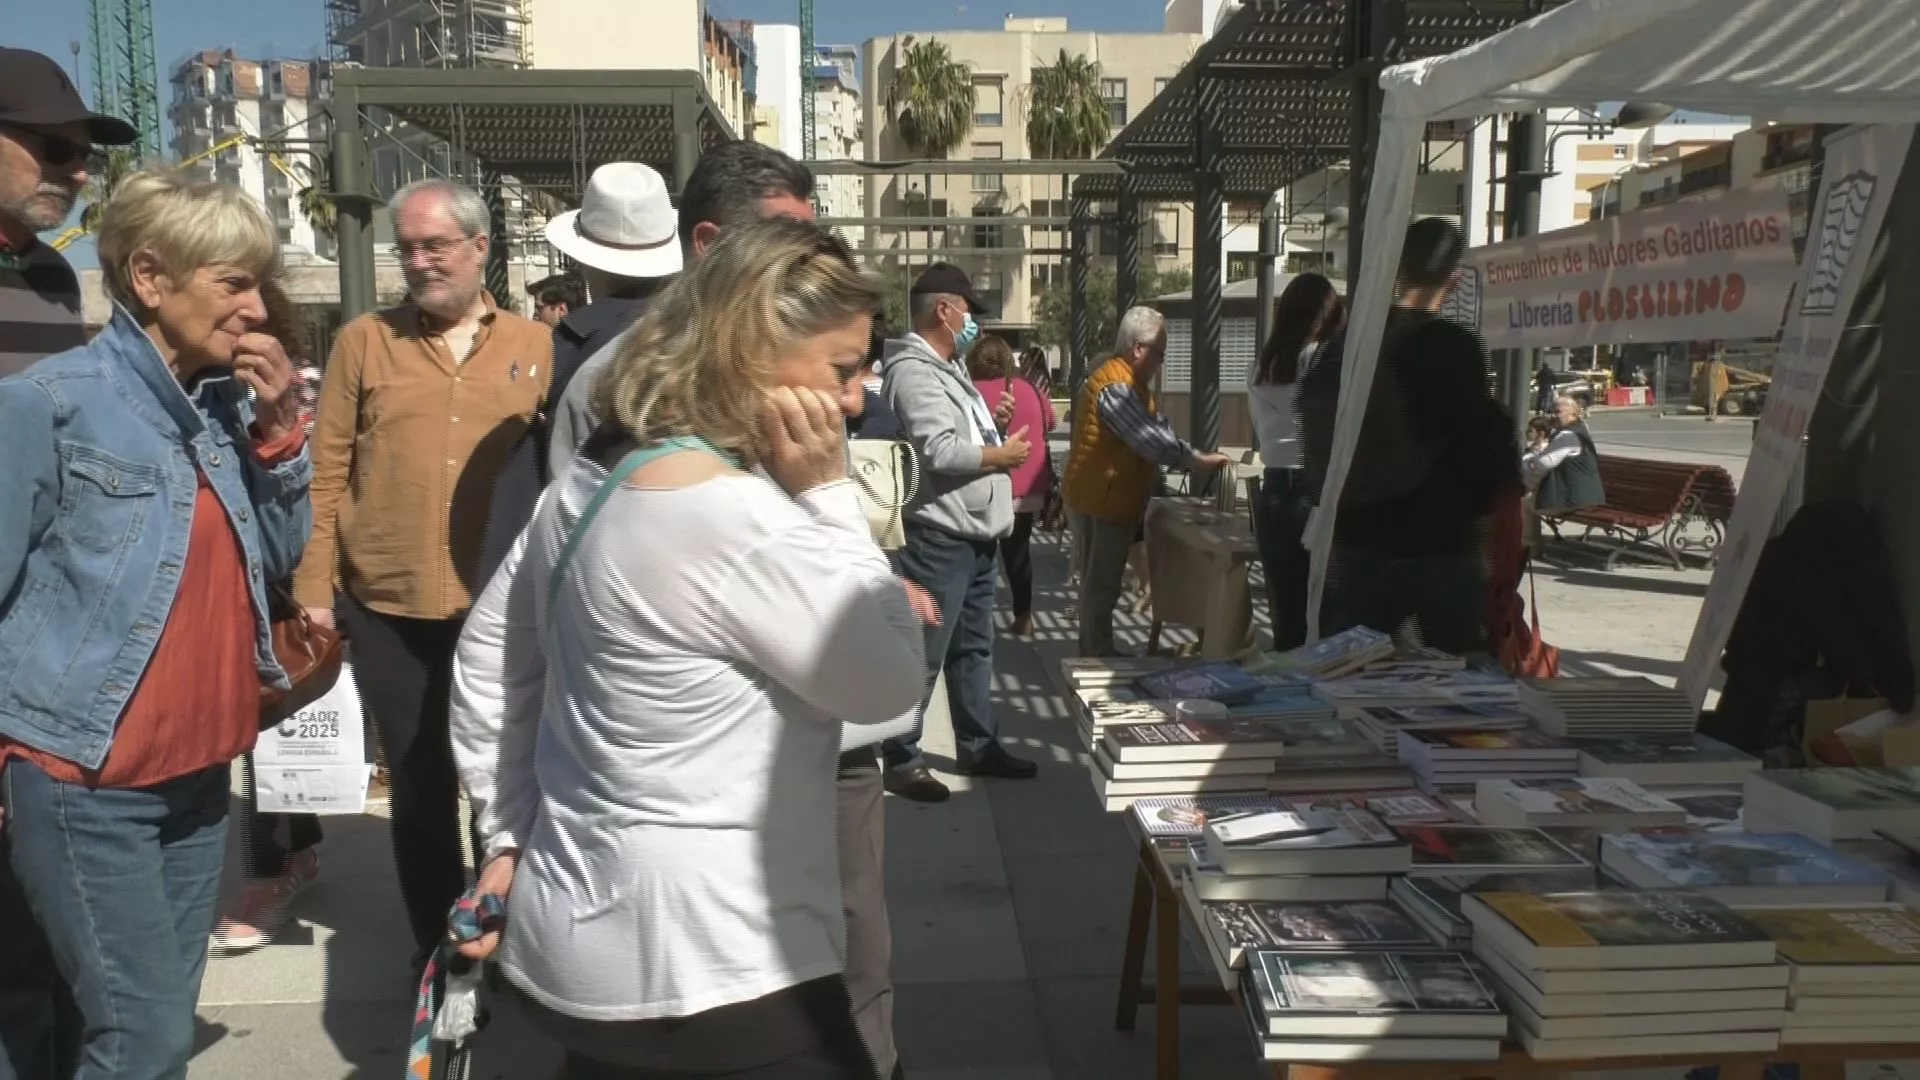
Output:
[1114, 305, 1167, 354]
[390, 178, 489, 238]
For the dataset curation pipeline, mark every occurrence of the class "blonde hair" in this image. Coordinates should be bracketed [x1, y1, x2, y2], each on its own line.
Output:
[592, 216, 880, 466]
[96, 169, 279, 311]
[1554, 394, 1586, 419]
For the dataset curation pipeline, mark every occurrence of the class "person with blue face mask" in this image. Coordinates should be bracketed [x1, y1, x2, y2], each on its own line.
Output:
[876, 264, 1039, 803]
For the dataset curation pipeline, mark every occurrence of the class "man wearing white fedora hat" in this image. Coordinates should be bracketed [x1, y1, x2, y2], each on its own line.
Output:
[480, 162, 681, 584]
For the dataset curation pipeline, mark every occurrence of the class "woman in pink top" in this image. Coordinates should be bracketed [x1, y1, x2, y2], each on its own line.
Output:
[969, 335, 1056, 636]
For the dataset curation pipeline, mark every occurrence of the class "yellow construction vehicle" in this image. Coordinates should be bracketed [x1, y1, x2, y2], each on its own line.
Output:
[51, 132, 315, 252]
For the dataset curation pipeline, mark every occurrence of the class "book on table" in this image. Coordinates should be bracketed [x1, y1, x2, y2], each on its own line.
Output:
[1515, 676, 1698, 738]
[1461, 889, 1778, 970]
[1201, 807, 1411, 877]
[1250, 626, 1396, 680]
[1395, 823, 1590, 874]
[1312, 669, 1520, 713]
[1473, 776, 1689, 831]
[1132, 660, 1270, 705]
[1571, 732, 1760, 785]
[1742, 767, 1920, 842]
[1397, 729, 1580, 788]
[1740, 904, 1920, 1044]
[1193, 898, 1436, 967]
[1359, 645, 1467, 675]
[1239, 949, 1506, 1058]
[1599, 827, 1891, 906]
[1352, 703, 1529, 755]
[1388, 869, 1598, 948]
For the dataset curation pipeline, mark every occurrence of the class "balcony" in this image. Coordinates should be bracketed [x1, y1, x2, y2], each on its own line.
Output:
[1678, 161, 1733, 196]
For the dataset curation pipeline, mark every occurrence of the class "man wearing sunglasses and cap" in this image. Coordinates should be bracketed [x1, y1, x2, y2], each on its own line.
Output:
[0, 45, 137, 1080]
[0, 48, 138, 380]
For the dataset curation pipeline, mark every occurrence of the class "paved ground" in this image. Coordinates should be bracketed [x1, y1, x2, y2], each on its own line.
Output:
[1584, 408, 1758, 484]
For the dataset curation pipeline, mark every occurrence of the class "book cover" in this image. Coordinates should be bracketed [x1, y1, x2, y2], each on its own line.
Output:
[1368, 703, 1529, 727]
[1316, 669, 1518, 701]
[1604, 829, 1889, 889]
[1256, 951, 1500, 1014]
[1404, 729, 1573, 754]
[1487, 777, 1686, 817]
[1129, 795, 1279, 837]
[1208, 807, 1399, 849]
[1762, 768, 1920, 810]
[1740, 906, 1920, 965]
[1133, 661, 1269, 705]
[1394, 870, 1598, 920]
[1251, 901, 1434, 950]
[1261, 717, 1368, 749]
[1282, 788, 1453, 823]
[1260, 627, 1395, 676]
[1663, 789, 1746, 831]
[1106, 720, 1285, 754]
[1397, 824, 1588, 870]
[1475, 890, 1770, 949]
[1572, 733, 1757, 767]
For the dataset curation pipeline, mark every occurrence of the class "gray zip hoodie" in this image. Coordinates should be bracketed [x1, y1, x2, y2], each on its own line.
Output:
[879, 334, 1013, 541]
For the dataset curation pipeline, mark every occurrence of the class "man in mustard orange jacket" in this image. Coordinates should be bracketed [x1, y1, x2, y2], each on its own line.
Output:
[1064, 306, 1231, 656]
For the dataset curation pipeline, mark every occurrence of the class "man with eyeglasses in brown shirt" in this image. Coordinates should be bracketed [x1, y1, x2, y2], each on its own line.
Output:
[293, 177, 552, 981]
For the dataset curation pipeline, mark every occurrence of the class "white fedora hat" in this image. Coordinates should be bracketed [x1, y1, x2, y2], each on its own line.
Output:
[544, 162, 684, 280]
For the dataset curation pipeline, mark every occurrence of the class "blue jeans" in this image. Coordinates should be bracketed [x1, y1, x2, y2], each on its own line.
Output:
[1253, 468, 1313, 652]
[0, 759, 230, 1080]
[883, 523, 1004, 770]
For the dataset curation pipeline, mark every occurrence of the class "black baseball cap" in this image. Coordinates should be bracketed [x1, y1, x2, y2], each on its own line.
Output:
[0, 48, 139, 146]
[910, 262, 989, 317]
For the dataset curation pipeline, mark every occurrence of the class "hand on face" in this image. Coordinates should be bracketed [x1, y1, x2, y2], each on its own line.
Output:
[233, 332, 299, 443]
[759, 386, 848, 497]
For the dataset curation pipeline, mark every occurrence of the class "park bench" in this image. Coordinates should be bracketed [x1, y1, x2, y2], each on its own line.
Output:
[1541, 455, 1737, 571]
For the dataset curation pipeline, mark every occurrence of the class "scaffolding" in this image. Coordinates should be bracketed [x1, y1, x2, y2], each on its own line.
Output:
[326, 0, 531, 70]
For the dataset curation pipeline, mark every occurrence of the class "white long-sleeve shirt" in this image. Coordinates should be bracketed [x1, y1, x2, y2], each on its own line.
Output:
[1521, 427, 1585, 489]
[1246, 345, 1322, 470]
[449, 459, 925, 1023]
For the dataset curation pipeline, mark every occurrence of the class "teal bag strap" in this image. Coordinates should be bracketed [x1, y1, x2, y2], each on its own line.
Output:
[545, 435, 741, 611]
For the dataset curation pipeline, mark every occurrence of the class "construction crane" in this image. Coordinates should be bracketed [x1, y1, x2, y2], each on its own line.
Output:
[799, 0, 816, 161]
[87, 0, 162, 160]
[49, 133, 312, 252]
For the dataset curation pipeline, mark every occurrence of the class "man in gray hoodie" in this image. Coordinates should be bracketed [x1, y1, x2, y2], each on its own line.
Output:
[880, 264, 1040, 803]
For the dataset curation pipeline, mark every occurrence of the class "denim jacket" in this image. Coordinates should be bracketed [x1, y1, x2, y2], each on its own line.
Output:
[0, 307, 313, 770]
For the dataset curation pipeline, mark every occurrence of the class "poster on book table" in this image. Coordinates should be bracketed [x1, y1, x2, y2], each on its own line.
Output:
[254, 660, 372, 815]
[1678, 124, 1915, 712]
[1441, 186, 1799, 350]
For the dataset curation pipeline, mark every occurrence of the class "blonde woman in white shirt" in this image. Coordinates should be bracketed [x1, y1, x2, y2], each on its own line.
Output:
[449, 218, 927, 1079]
[1247, 272, 1345, 650]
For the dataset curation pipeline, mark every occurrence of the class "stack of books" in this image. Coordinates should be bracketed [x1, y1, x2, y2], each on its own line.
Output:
[1266, 718, 1412, 794]
[1186, 896, 1434, 975]
[1599, 828, 1892, 906]
[1129, 794, 1278, 875]
[1396, 729, 1578, 791]
[1396, 824, 1589, 876]
[1312, 669, 1519, 718]
[1389, 869, 1598, 948]
[1569, 733, 1760, 786]
[1359, 645, 1466, 675]
[1199, 807, 1412, 900]
[1090, 718, 1286, 809]
[1239, 949, 1507, 1063]
[1516, 677, 1698, 738]
[1741, 905, 1920, 1045]
[1351, 703, 1530, 758]
[1460, 890, 1786, 1059]
[1473, 777, 1689, 832]
[1742, 767, 1920, 842]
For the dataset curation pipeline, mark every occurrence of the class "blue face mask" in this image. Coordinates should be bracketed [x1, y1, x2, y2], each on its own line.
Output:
[953, 312, 981, 356]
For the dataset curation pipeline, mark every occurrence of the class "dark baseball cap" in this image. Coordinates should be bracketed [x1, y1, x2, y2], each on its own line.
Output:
[0, 48, 139, 146]
[910, 262, 989, 316]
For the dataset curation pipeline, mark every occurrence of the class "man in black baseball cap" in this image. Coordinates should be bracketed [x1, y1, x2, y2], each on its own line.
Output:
[0, 47, 138, 377]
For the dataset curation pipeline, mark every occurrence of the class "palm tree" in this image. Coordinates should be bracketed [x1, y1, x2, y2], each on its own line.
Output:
[297, 179, 336, 239]
[1026, 50, 1112, 159]
[78, 148, 141, 234]
[886, 37, 975, 158]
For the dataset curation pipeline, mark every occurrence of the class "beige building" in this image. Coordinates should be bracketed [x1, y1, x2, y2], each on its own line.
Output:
[1594, 123, 1816, 246]
[860, 16, 1201, 338]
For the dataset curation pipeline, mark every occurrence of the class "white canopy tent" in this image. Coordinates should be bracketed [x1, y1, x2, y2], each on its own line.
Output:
[1307, 0, 1920, 683]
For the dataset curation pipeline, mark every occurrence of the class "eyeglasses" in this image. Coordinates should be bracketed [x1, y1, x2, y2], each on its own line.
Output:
[0, 124, 102, 172]
[390, 236, 473, 263]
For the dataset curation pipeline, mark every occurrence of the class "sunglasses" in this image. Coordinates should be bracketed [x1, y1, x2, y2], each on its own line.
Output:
[1, 124, 102, 171]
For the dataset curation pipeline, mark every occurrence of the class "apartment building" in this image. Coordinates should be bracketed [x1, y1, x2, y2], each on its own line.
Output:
[169, 52, 335, 263]
[1594, 123, 1817, 247]
[859, 16, 1202, 338]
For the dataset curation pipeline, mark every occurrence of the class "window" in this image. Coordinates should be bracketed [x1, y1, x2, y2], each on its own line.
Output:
[1031, 261, 1066, 290]
[1101, 78, 1128, 128]
[1153, 207, 1180, 256]
[1153, 76, 1174, 98]
[972, 142, 1002, 193]
[974, 269, 1004, 315]
[1612, 144, 1629, 160]
[973, 77, 1003, 127]
[972, 208, 1005, 249]
[269, 66, 284, 97]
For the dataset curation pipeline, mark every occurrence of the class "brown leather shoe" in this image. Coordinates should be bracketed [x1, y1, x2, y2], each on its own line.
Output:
[884, 766, 950, 803]
[1010, 613, 1034, 637]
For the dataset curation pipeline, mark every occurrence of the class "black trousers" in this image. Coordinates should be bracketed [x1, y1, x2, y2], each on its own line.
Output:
[337, 595, 480, 962]
[237, 755, 323, 881]
[997, 511, 1036, 619]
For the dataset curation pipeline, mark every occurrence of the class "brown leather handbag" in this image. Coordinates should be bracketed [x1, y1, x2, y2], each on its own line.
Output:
[259, 583, 346, 730]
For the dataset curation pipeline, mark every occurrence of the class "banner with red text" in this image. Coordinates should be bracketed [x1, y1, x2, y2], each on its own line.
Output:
[1444, 186, 1798, 350]
[1678, 124, 1914, 713]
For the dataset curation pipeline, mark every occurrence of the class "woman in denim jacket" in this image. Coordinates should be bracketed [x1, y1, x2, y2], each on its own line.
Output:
[0, 170, 310, 1080]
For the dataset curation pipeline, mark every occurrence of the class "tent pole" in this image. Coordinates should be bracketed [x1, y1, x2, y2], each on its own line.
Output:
[1503, 111, 1547, 431]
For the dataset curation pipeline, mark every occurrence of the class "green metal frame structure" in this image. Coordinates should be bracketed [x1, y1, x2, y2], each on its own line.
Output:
[328, 66, 736, 320]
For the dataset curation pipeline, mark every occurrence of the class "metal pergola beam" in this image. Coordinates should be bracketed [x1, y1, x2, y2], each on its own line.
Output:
[805, 158, 1129, 176]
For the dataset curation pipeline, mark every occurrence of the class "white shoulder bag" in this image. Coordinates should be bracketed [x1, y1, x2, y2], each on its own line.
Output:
[848, 438, 919, 550]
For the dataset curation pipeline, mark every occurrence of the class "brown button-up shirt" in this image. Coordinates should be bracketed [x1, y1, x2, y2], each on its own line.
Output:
[292, 295, 553, 620]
